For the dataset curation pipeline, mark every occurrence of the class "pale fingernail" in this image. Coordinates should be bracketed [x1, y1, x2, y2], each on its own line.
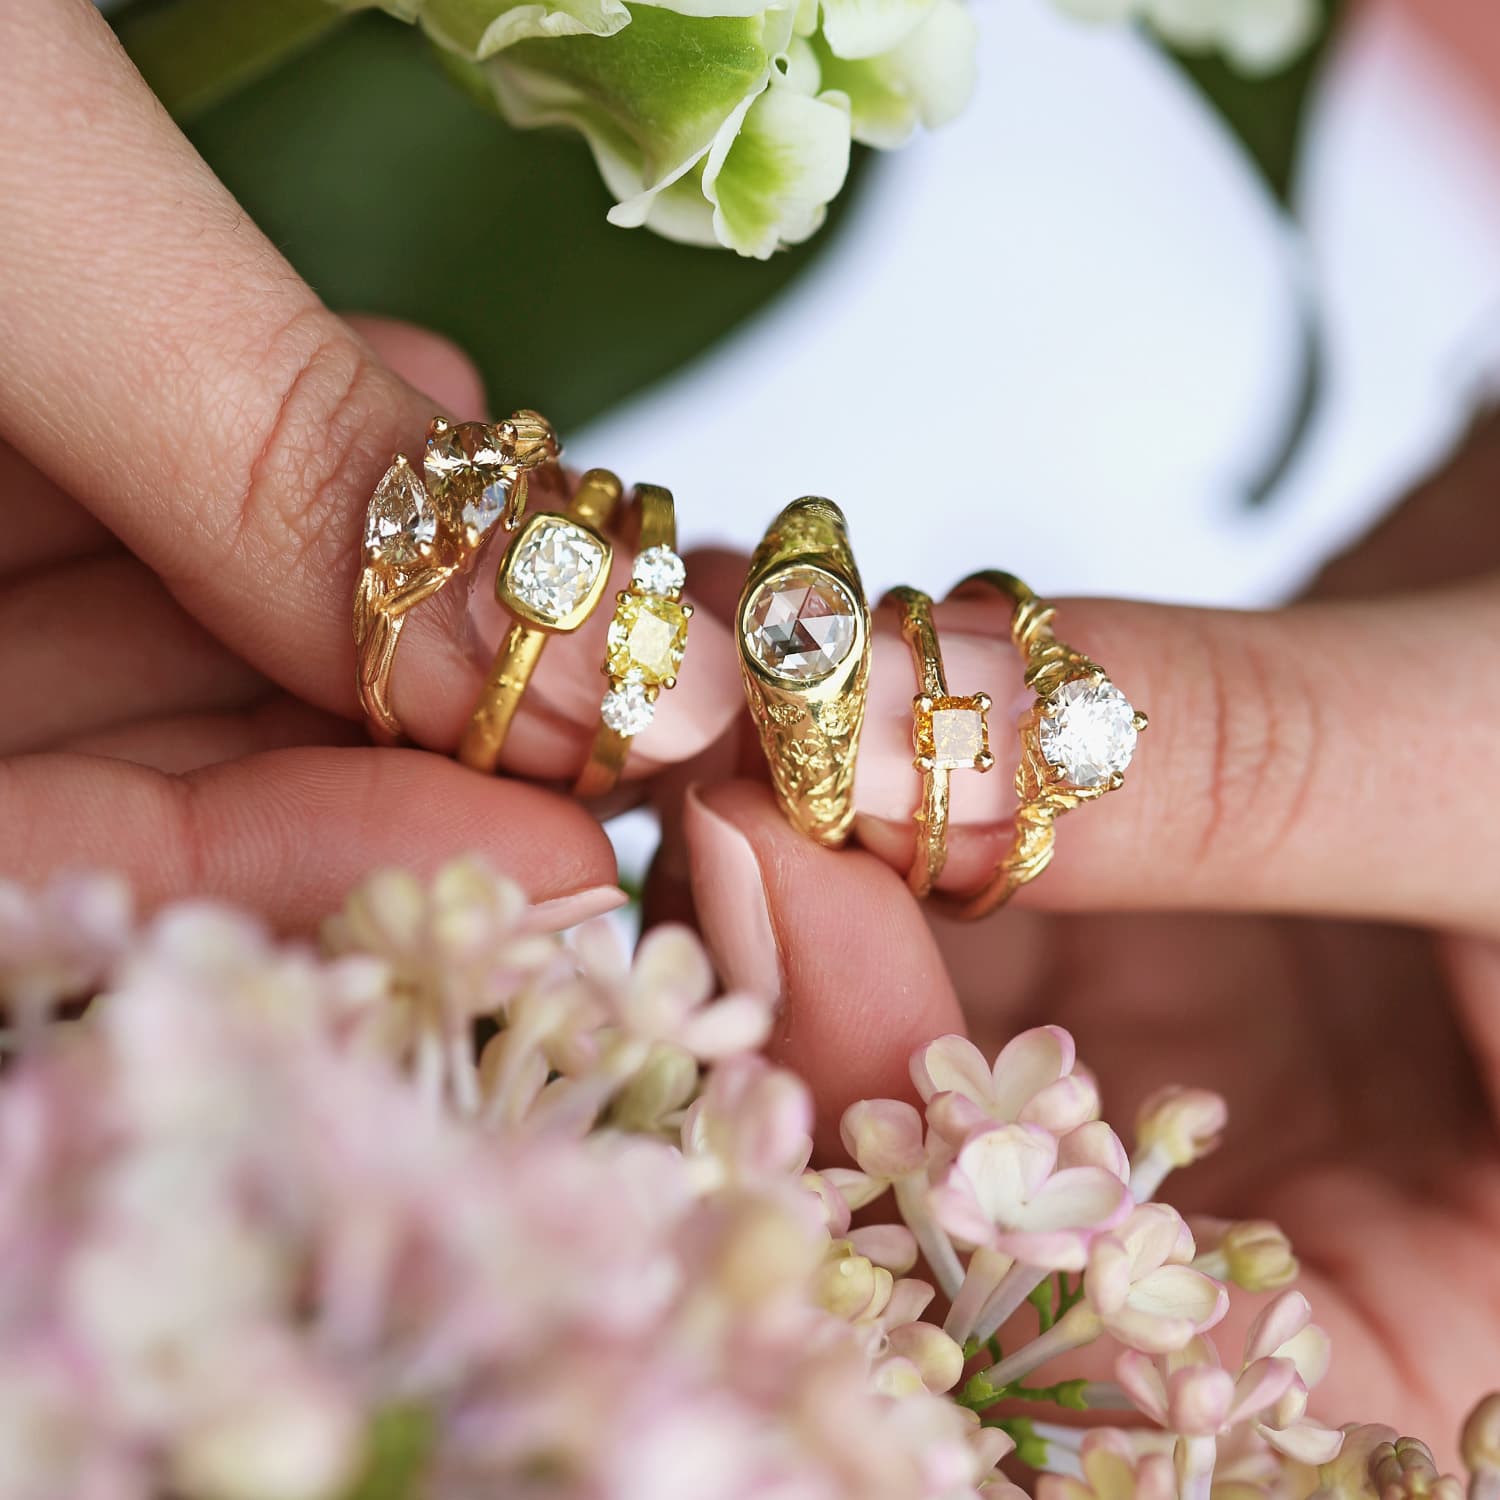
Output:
[526, 884, 630, 933]
[684, 786, 782, 1002]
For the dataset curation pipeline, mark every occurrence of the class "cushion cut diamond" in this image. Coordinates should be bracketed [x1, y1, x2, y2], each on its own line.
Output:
[1039, 677, 1138, 787]
[742, 566, 857, 683]
[607, 596, 689, 686]
[507, 519, 606, 622]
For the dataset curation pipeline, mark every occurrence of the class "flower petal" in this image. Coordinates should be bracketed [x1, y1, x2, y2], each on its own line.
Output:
[1259, 1419, 1345, 1466]
[1017, 1166, 1129, 1235]
[1129, 1265, 1228, 1331]
[955, 1124, 1058, 1223]
[1242, 1288, 1312, 1363]
[819, 0, 936, 59]
[840, 1098, 927, 1179]
[989, 1026, 1076, 1120]
[910, 1034, 992, 1106]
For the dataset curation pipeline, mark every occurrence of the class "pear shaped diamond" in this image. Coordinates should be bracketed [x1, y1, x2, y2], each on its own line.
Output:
[424, 420, 514, 538]
[364, 455, 436, 568]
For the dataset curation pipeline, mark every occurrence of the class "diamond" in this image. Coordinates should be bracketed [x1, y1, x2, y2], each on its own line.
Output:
[424, 421, 514, 538]
[914, 694, 993, 772]
[1038, 677, 1138, 787]
[364, 456, 435, 567]
[742, 566, 857, 683]
[507, 518, 607, 622]
[607, 595, 690, 686]
[601, 682, 656, 737]
[632, 546, 686, 597]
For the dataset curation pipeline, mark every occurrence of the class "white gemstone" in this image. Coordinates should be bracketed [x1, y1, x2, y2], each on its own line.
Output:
[632, 545, 686, 597]
[1039, 677, 1138, 787]
[508, 519, 606, 621]
[743, 566, 858, 683]
[601, 682, 655, 737]
[364, 457, 435, 566]
[463, 476, 514, 538]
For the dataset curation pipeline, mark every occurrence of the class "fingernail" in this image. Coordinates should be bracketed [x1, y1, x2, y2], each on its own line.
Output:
[526, 884, 629, 933]
[684, 786, 782, 1002]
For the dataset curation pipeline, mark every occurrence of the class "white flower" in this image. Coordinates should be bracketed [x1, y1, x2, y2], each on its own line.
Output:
[1050, 0, 1318, 75]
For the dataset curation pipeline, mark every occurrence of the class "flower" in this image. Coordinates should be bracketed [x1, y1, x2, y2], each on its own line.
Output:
[1190, 1217, 1299, 1292]
[1037, 1429, 1177, 1500]
[912, 1028, 1100, 1144]
[1130, 1085, 1228, 1200]
[339, 0, 976, 257]
[0, 871, 131, 1024]
[1050, 0, 1319, 75]
[932, 1122, 1131, 1270]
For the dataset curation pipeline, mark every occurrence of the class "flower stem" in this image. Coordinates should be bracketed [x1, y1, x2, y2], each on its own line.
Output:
[971, 1264, 1049, 1347]
[895, 1174, 965, 1301]
[981, 1304, 1098, 1388]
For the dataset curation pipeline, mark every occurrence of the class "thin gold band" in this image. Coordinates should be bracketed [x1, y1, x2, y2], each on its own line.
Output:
[948, 570, 1145, 919]
[890, 588, 950, 898]
[458, 469, 622, 775]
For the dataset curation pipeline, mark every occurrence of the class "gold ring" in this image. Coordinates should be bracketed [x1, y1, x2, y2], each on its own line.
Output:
[948, 570, 1147, 918]
[458, 468, 622, 774]
[886, 587, 995, 899]
[737, 498, 871, 847]
[354, 412, 560, 743]
[574, 485, 691, 799]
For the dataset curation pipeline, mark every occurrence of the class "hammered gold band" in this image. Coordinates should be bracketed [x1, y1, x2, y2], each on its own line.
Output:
[948, 570, 1146, 919]
[353, 411, 560, 744]
[887, 587, 994, 899]
[458, 469, 623, 775]
[575, 485, 690, 800]
[737, 499, 871, 848]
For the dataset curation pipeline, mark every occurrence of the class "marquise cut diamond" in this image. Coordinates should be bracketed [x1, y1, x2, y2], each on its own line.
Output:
[1039, 677, 1138, 787]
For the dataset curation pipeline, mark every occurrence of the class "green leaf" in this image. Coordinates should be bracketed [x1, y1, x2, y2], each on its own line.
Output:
[341, 1405, 435, 1500]
[1165, 0, 1346, 205]
[126, 11, 864, 436]
[113, 0, 346, 119]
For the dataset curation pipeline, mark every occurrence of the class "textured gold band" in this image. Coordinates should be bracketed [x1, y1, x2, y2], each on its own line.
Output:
[948, 570, 1145, 920]
[354, 410, 560, 745]
[575, 485, 684, 799]
[737, 499, 870, 848]
[458, 469, 623, 775]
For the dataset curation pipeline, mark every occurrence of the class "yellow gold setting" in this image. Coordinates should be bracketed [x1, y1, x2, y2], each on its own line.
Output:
[575, 485, 690, 799]
[458, 468, 623, 775]
[737, 499, 870, 847]
[353, 410, 560, 744]
[949, 570, 1148, 919]
[888, 587, 996, 898]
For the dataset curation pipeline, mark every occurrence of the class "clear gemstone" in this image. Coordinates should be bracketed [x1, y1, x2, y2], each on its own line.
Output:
[507, 518, 606, 621]
[743, 566, 857, 683]
[364, 456, 435, 566]
[1038, 677, 1138, 787]
[632, 546, 686, 597]
[607, 595, 689, 686]
[601, 682, 656, 737]
[425, 421, 513, 537]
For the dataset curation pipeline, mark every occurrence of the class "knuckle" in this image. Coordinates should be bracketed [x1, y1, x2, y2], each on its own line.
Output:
[232, 306, 402, 577]
[1188, 619, 1320, 867]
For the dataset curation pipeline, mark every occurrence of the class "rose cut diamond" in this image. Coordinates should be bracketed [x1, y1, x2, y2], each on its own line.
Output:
[601, 682, 655, 737]
[1039, 677, 1138, 787]
[507, 519, 606, 622]
[743, 566, 857, 684]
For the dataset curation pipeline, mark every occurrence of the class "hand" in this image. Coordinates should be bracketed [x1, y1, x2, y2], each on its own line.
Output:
[0, 0, 741, 925]
[672, 417, 1500, 1455]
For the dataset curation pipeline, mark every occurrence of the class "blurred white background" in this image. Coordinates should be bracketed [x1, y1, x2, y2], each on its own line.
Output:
[578, 0, 1500, 608]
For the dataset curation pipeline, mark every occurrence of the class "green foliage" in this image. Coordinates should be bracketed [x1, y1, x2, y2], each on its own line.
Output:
[342, 1405, 435, 1500]
[118, 9, 862, 434]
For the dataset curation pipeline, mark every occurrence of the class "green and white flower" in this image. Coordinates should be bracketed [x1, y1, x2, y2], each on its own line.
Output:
[1052, 0, 1318, 75]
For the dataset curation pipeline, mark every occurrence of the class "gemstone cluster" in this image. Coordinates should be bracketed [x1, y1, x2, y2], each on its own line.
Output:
[599, 547, 691, 738]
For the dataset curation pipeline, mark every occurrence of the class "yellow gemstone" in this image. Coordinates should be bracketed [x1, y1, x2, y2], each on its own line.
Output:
[607, 594, 689, 686]
[913, 693, 992, 772]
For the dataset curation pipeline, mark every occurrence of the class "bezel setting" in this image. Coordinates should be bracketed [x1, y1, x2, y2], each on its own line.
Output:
[500, 512, 611, 630]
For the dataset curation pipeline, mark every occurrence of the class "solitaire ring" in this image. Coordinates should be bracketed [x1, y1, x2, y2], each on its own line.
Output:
[948, 570, 1147, 918]
[737, 498, 871, 847]
[458, 469, 622, 775]
[353, 412, 560, 744]
[886, 586, 995, 899]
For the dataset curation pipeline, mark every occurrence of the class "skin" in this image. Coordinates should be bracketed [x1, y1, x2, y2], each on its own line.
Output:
[3, 0, 1498, 1470]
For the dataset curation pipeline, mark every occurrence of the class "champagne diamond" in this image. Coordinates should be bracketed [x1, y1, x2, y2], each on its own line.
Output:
[1039, 677, 1138, 787]
[364, 456, 435, 567]
[743, 566, 857, 683]
[914, 694, 993, 772]
[507, 518, 607, 622]
[425, 421, 514, 538]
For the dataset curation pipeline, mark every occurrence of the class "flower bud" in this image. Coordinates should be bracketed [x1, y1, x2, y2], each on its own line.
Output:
[1135, 1087, 1228, 1169]
[1370, 1438, 1464, 1500]
[1463, 1395, 1500, 1475]
[885, 1321, 965, 1393]
[609, 1043, 699, 1134]
[815, 1242, 894, 1322]
[1219, 1220, 1298, 1291]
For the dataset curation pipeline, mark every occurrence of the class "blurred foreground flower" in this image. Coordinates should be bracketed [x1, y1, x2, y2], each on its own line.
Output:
[1052, 0, 1319, 75]
[0, 861, 1492, 1500]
